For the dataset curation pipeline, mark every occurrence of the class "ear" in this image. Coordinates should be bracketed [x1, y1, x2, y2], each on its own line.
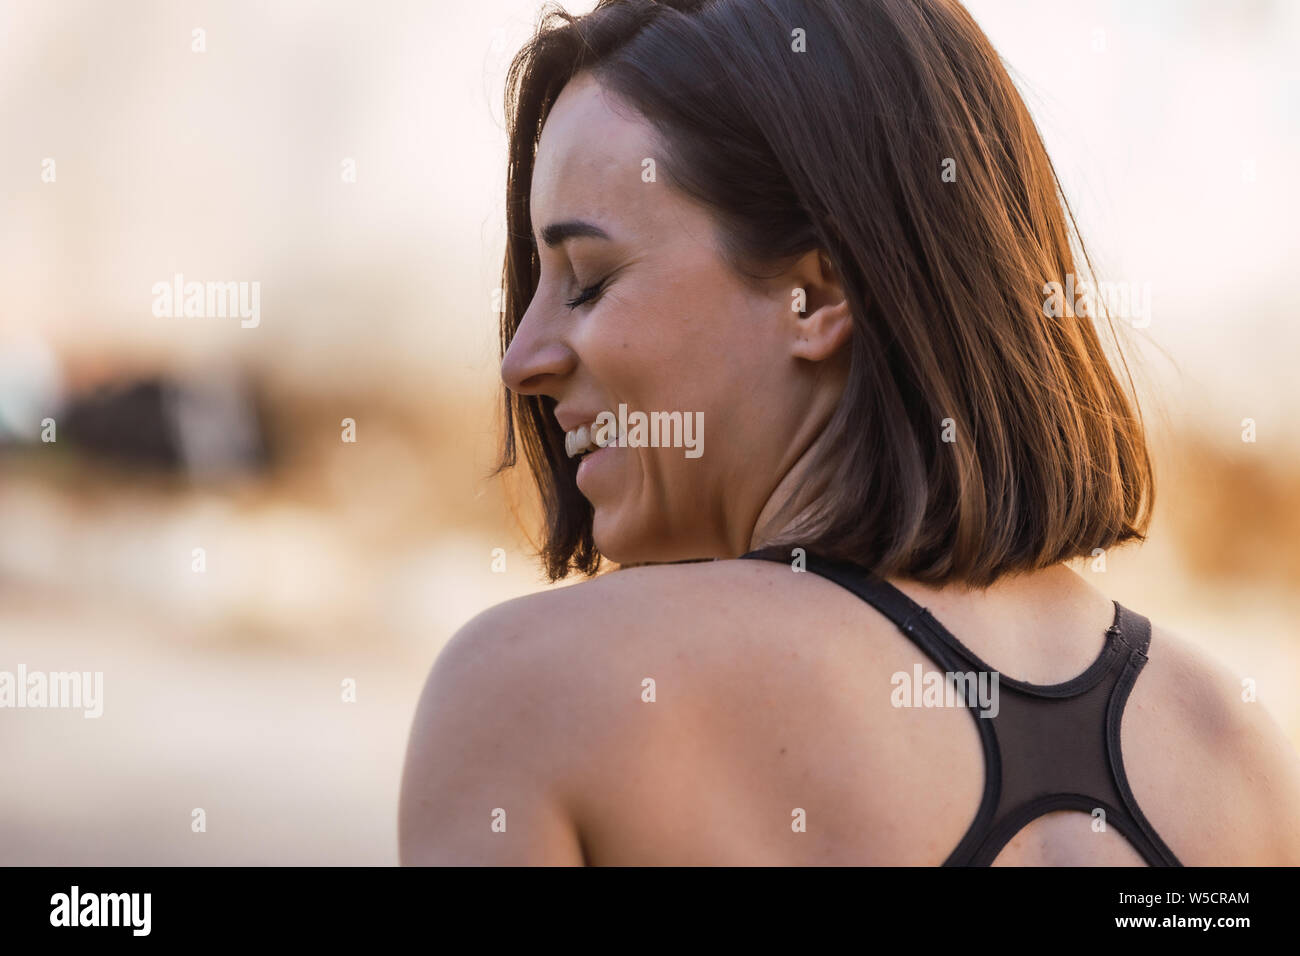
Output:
[784, 249, 854, 362]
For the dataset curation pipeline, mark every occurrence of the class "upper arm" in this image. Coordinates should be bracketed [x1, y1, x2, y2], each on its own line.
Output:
[1140, 629, 1300, 865]
[398, 601, 586, 866]
[1216, 671, 1300, 864]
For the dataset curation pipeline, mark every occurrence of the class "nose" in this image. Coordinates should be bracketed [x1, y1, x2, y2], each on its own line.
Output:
[500, 298, 577, 396]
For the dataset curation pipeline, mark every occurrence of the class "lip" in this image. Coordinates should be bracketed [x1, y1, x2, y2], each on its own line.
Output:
[554, 406, 605, 433]
[575, 443, 615, 491]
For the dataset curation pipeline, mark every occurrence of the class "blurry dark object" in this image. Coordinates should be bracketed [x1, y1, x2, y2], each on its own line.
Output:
[63, 373, 267, 479]
[65, 380, 180, 466]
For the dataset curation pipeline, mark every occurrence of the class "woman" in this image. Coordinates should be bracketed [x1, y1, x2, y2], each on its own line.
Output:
[399, 0, 1300, 865]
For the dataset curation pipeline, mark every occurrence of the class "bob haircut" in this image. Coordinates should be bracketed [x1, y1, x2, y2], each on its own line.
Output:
[496, 0, 1153, 587]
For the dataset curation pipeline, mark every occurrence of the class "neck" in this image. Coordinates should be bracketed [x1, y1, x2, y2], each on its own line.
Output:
[746, 420, 833, 554]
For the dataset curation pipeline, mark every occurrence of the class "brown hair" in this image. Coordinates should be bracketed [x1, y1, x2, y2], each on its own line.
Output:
[496, 0, 1153, 587]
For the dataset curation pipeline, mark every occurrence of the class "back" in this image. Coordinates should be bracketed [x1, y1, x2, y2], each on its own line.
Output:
[743, 546, 1181, 865]
[400, 556, 1300, 866]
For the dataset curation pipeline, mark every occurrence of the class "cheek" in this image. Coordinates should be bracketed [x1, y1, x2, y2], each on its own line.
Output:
[609, 278, 757, 379]
[577, 271, 776, 446]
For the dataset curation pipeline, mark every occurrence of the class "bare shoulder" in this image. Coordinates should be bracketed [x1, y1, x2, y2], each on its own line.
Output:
[442, 553, 846, 648]
[1126, 620, 1300, 864]
[399, 557, 848, 864]
[425, 556, 847, 707]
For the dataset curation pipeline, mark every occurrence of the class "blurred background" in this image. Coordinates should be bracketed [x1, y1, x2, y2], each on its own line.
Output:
[1, 0, 1296, 864]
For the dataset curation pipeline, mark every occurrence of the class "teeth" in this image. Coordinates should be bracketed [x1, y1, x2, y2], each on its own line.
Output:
[564, 417, 618, 458]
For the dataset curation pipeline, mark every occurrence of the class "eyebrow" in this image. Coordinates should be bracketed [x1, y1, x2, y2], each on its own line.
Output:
[535, 219, 612, 249]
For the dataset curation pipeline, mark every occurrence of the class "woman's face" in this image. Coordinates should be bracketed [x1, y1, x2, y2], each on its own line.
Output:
[501, 71, 849, 565]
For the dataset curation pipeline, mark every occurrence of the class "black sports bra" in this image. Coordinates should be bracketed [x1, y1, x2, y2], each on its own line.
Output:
[739, 545, 1183, 866]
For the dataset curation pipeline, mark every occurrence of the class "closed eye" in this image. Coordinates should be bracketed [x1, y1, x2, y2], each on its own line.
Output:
[565, 279, 607, 310]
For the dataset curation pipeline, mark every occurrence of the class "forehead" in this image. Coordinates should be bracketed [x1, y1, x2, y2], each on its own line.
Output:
[530, 73, 660, 233]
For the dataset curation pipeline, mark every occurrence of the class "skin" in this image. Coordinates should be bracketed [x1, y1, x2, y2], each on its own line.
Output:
[398, 72, 1300, 865]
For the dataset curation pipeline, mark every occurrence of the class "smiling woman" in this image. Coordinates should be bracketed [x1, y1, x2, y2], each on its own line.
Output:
[398, 0, 1300, 868]
[501, 67, 853, 566]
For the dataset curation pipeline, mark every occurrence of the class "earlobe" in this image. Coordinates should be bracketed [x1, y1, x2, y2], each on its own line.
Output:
[788, 250, 854, 362]
[791, 299, 854, 361]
